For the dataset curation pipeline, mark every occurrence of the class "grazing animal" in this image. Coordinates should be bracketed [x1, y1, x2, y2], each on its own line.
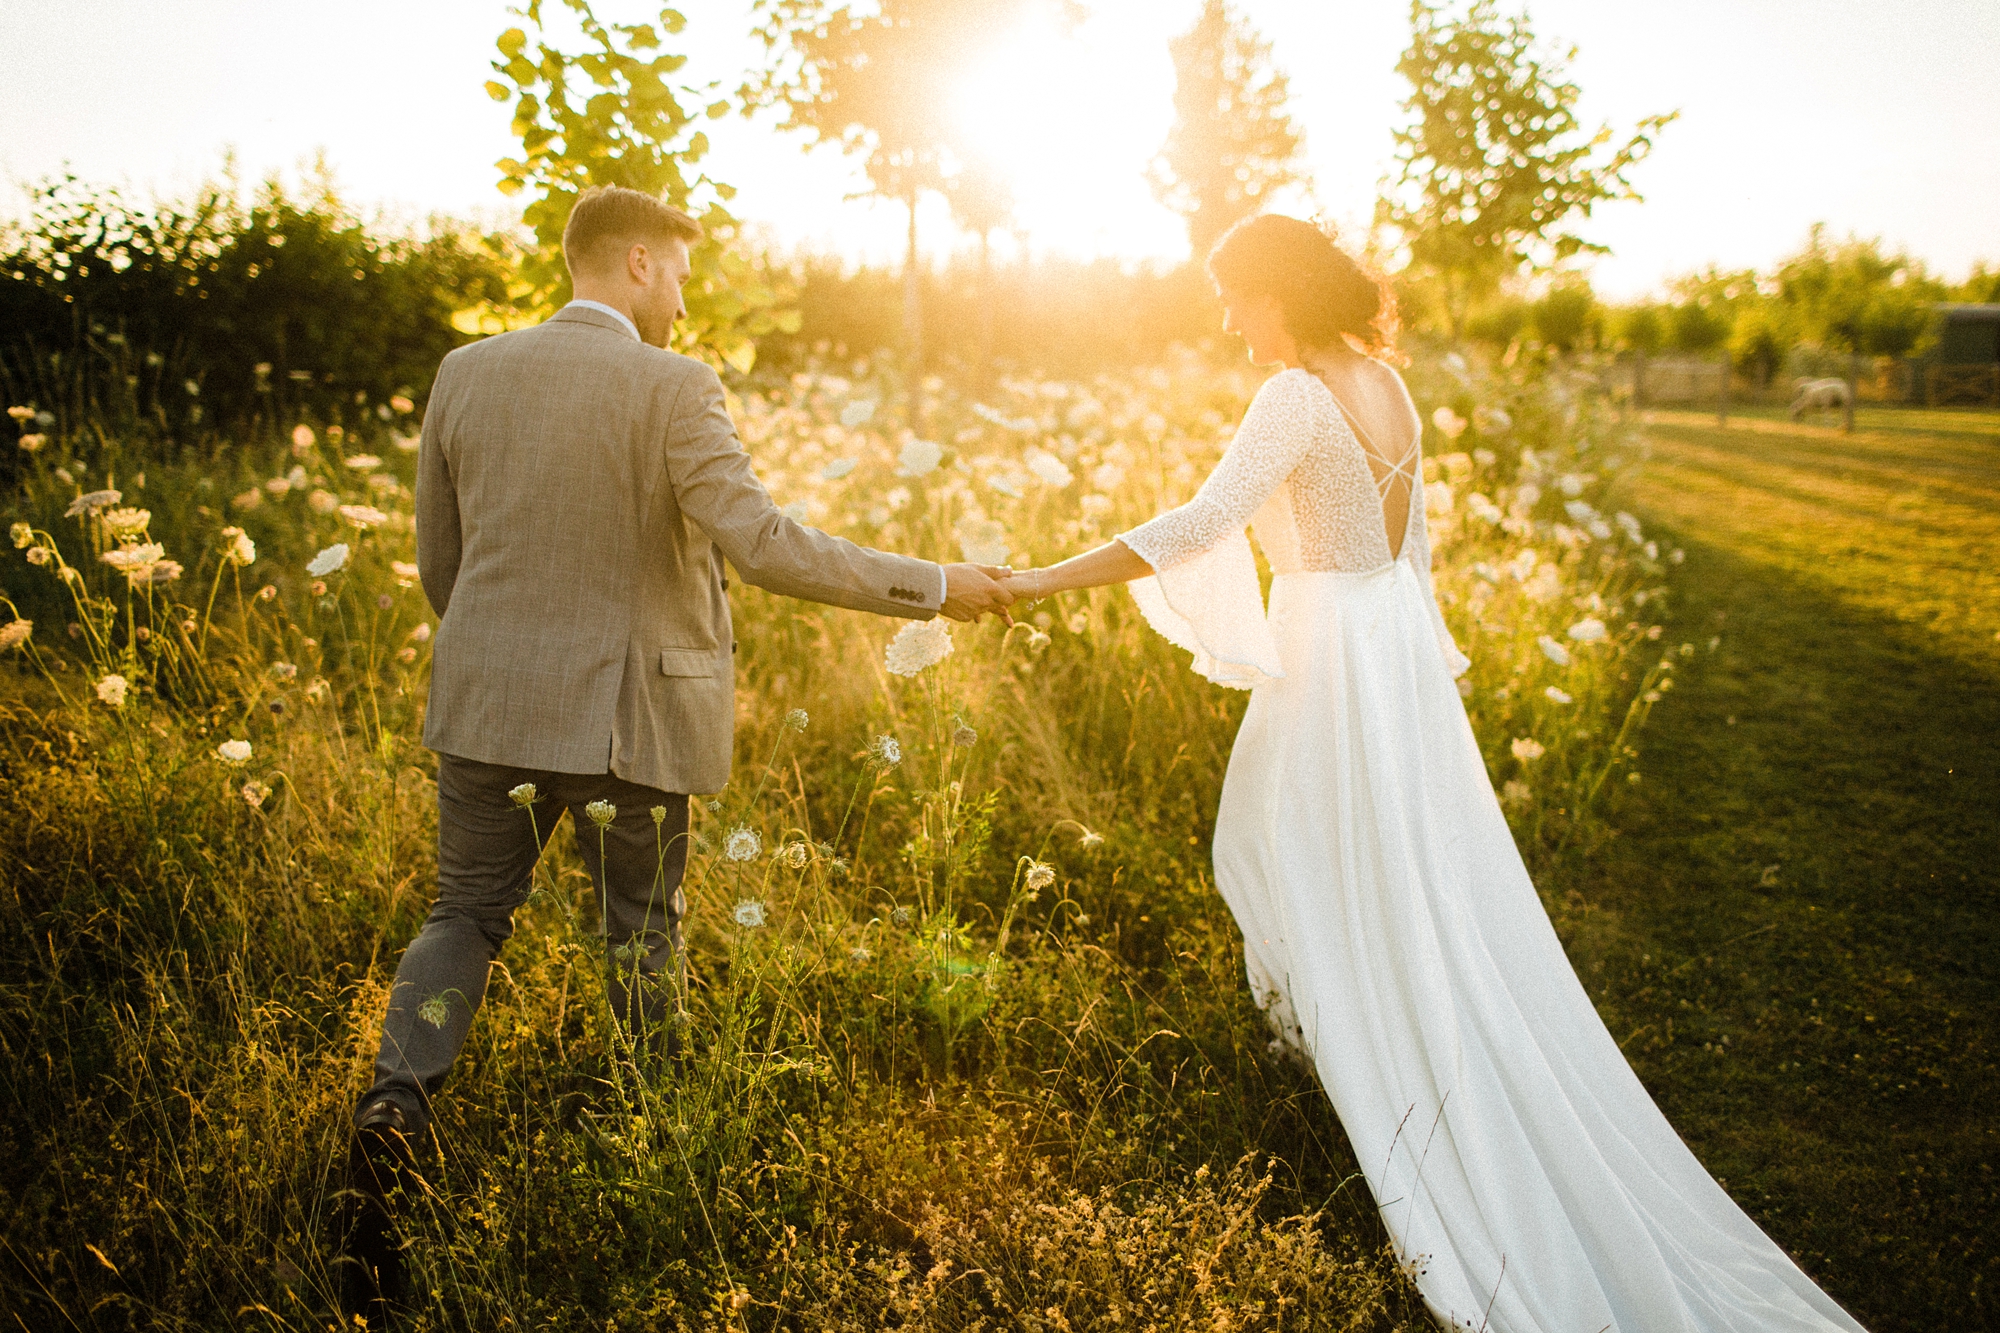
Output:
[1790, 376, 1850, 420]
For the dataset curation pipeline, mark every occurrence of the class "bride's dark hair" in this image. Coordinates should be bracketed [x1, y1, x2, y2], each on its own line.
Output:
[1207, 214, 1400, 359]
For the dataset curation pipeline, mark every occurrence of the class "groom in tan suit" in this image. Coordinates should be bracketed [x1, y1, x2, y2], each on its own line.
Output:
[338, 185, 1012, 1315]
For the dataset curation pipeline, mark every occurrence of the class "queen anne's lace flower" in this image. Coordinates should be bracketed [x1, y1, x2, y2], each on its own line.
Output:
[338, 504, 388, 529]
[306, 543, 349, 577]
[221, 527, 256, 566]
[1567, 617, 1608, 643]
[1510, 738, 1545, 761]
[9, 522, 31, 548]
[1024, 861, 1056, 892]
[869, 735, 902, 767]
[1025, 450, 1073, 488]
[241, 779, 272, 810]
[217, 739, 252, 765]
[96, 674, 129, 708]
[101, 507, 150, 535]
[65, 489, 121, 518]
[724, 827, 761, 861]
[785, 708, 809, 731]
[897, 439, 943, 477]
[1537, 635, 1571, 666]
[839, 400, 875, 428]
[732, 899, 768, 928]
[1544, 686, 1573, 705]
[885, 619, 953, 676]
[508, 782, 538, 807]
[343, 454, 382, 471]
[0, 620, 30, 652]
[585, 799, 617, 827]
[821, 458, 857, 480]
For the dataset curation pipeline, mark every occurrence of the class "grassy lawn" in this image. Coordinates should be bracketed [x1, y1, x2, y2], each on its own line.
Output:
[1562, 407, 2000, 1329]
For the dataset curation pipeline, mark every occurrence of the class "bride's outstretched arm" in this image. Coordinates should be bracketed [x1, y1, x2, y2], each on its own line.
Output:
[1001, 540, 1152, 602]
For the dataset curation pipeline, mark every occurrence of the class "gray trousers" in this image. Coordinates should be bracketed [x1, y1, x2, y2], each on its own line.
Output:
[359, 752, 690, 1130]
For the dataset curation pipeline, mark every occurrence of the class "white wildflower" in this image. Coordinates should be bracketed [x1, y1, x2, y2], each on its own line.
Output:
[1537, 635, 1571, 666]
[1079, 829, 1105, 849]
[1567, 617, 1608, 643]
[417, 994, 450, 1028]
[241, 779, 272, 810]
[1510, 737, 1545, 761]
[343, 454, 382, 471]
[18, 434, 47, 452]
[1091, 463, 1125, 491]
[986, 473, 1025, 499]
[291, 424, 315, 452]
[96, 673, 129, 708]
[216, 739, 252, 765]
[1467, 492, 1504, 524]
[391, 432, 419, 452]
[1559, 474, 1588, 498]
[4, 406, 30, 422]
[338, 503, 388, 529]
[1544, 686, 1573, 705]
[1026, 628, 1052, 653]
[1025, 449, 1073, 488]
[897, 439, 943, 476]
[308, 489, 339, 514]
[585, 799, 616, 827]
[508, 782, 538, 807]
[263, 477, 292, 497]
[957, 517, 1010, 565]
[219, 526, 256, 566]
[26, 548, 49, 567]
[869, 734, 902, 767]
[849, 944, 873, 962]
[100, 542, 165, 577]
[1472, 405, 1512, 434]
[951, 719, 977, 747]
[733, 899, 768, 928]
[784, 708, 808, 731]
[724, 826, 761, 861]
[9, 522, 30, 548]
[65, 489, 122, 518]
[840, 400, 876, 428]
[0, 619, 30, 652]
[1500, 779, 1531, 808]
[101, 507, 150, 535]
[783, 841, 809, 870]
[306, 543, 349, 576]
[780, 500, 809, 522]
[1431, 406, 1468, 439]
[821, 458, 857, 480]
[142, 560, 183, 586]
[1024, 861, 1056, 892]
[885, 618, 953, 677]
[272, 662, 297, 681]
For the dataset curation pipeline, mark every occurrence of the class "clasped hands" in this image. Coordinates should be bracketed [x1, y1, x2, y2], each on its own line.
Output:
[937, 563, 1052, 624]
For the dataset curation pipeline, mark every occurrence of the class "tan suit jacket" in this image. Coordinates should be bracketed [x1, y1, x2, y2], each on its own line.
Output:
[416, 305, 941, 793]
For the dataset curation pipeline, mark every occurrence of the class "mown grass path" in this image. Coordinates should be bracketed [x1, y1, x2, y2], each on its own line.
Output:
[1566, 407, 2000, 1329]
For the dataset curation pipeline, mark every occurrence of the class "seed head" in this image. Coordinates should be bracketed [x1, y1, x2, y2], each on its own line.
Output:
[783, 841, 809, 869]
[732, 899, 768, 929]
[890, 905, 913, 926]
[26, 548, 49, 566]
[650, 805, 667, 827]
[585, 799, 616, 827]
[95, 674, 129, 708]
[951, 717, 977, 747]
[241, 779, 272, 809]
[784, 707, 809, 732]
[1025, 861, 1056, 892]
[9, 522, 31, 548]
[885, 618, 953, 676]
[0, 620, 29, 652]
[508, 782, 539, 808]
[869, 734, 902, 767]
[417, 994, 450, 1028]
[724, 827, 761, 861]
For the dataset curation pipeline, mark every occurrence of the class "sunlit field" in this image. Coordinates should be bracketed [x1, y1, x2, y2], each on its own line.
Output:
[1, 345, 1692, 1328]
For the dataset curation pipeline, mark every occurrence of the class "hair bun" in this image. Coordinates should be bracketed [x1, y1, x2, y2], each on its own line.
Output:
[1207, 215, 1397, 355]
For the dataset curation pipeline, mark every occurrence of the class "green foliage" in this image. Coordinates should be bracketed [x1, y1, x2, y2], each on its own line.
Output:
[1617, 304, 1668, 355]
[1380, 0, 1675, 334]
[1727, 302, 1792, 385]
[1148, 0, 1305, 259]
[0, 171, 509, 458]
[491, 0, 794, 374]
[1530, 278, 1601, 353]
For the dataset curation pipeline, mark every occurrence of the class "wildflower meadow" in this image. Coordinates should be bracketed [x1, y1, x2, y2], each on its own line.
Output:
[0, 341, 1692, 1328]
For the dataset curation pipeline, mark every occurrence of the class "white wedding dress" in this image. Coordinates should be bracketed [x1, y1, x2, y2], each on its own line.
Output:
[1117, 368, 1868, 1333]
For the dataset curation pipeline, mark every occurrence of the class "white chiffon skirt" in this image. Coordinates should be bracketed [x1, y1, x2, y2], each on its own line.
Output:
[1212, 563, 1868, 1332]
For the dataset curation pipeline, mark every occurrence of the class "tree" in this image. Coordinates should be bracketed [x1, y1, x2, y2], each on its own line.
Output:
[1378, 0, 1675, 337]
[490, 0, 793, 373]
[1148, 0, 1305, 260]
[1773, 225, 1941, 358]
[1530, 277, 1599, 353]
[946, 155, 1014, 382]
[746, 0, 1043, 392]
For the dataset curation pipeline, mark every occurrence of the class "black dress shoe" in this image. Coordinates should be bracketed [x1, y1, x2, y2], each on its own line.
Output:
[336, 1099, 417, 1327]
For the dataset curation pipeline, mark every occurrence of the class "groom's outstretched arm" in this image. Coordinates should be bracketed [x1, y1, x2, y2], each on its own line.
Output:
[662, 361, 952, 620]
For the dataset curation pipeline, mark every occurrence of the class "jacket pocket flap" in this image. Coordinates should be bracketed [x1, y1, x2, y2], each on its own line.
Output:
[660, 647, 722, 678]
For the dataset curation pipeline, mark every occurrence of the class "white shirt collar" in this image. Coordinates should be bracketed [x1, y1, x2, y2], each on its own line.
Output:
[564, 299, 641, 342]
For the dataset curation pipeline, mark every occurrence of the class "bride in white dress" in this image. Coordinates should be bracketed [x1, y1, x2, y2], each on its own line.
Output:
[1000, 215, 1868, 1333]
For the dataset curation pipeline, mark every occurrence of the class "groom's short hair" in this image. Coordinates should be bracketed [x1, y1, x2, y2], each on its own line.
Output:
[563, 186, 702, 275]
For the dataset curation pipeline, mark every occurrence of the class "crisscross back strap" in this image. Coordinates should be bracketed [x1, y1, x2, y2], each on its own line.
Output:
[1320, 385, 1419, 495]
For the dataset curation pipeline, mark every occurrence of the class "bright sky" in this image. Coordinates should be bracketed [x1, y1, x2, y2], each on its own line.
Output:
[2, 0, 1994, 299]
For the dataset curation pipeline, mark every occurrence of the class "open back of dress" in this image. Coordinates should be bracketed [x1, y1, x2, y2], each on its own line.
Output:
[1115, 368, 1870, 1333]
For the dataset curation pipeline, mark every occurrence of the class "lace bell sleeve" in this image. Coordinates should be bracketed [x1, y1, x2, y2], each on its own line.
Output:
[1116, 369, 1322, 689]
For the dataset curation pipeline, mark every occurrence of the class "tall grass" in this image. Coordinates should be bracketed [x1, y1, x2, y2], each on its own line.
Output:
[0, 344, 1676, 1328]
